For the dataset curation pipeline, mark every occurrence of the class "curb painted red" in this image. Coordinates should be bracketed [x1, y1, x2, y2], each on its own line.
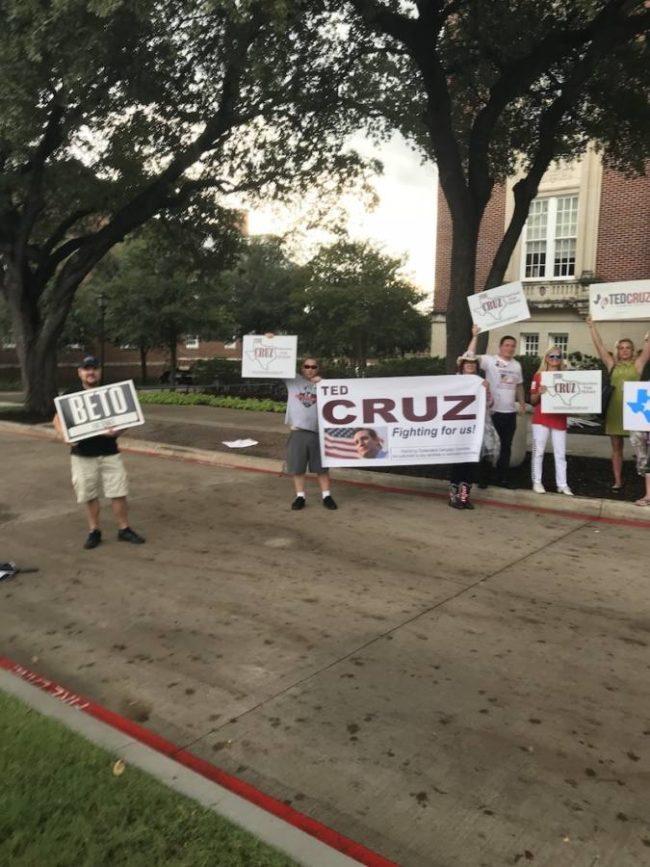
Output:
[0, 656, 397, 867]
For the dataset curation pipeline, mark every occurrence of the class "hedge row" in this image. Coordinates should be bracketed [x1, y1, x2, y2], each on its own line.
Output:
[138, 390, 286, 413]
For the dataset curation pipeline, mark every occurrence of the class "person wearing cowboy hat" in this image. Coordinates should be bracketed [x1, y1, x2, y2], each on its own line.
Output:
[447, 351, 494, 509]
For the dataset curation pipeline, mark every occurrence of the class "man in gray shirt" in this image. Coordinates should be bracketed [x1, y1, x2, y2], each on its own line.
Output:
[284, 357, 337, 511]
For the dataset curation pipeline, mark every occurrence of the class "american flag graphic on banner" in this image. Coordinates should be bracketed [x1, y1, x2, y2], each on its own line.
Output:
[323, 427, 359, 459]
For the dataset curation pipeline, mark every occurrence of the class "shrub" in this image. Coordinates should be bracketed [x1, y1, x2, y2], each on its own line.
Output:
[191, 357, 242, 385]
[138, 390, 286, 413]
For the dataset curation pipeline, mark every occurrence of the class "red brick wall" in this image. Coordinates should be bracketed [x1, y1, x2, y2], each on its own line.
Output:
[0, 339, 241, 386]
[596, 166, 650, 281]
[434, 184, 506, 312]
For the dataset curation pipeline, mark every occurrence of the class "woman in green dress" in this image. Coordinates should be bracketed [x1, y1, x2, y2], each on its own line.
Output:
[587, 317, 650, 491]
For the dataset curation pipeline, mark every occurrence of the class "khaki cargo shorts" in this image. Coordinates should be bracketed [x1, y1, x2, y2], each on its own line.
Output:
[70, 454, 129, 504]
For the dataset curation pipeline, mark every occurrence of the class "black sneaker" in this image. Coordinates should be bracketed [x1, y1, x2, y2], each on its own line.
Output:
[495, 479, 514, 489]
[118, 527, 145, 544]
[291, 496, 306, 511]
[322, 495, 338, 510]
[84, 529, 102, 550]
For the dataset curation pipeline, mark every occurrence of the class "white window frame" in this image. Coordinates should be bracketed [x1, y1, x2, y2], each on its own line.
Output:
[521, 194, 578, 282]
[185, 336, 199, 349]
[520, 333, 540, 357]
[548, 333, 569, 356]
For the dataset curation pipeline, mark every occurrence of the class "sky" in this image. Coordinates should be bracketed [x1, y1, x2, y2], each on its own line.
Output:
[247, 133, 438, 303]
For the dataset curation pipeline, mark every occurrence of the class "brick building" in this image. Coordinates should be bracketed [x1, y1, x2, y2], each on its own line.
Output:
[0, 336, 241, 388]
[432, 148, 650, 358]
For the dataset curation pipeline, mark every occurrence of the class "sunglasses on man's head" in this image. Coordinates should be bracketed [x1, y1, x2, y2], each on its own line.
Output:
[303, 364, 318, 369]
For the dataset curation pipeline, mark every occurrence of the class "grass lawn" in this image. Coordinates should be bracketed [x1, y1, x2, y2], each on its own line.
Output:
[0, 690, 295, 866]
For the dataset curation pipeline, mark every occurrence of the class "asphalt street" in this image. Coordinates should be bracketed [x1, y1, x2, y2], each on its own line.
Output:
[1, 429, 649, 866]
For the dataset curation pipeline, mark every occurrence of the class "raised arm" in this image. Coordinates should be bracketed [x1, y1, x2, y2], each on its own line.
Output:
[467, 324, 480, 355]
[635, 331, 650, 375]
[586, 316, 614, 372]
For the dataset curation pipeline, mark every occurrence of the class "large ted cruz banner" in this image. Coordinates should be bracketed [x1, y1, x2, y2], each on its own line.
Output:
[317, 376, 486, 468]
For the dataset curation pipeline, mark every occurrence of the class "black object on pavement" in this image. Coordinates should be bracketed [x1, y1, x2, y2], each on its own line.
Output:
[0, 562, 39, 582]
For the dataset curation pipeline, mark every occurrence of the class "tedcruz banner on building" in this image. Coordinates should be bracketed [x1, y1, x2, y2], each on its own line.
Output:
[623, 381, 650, 432]
[316, 376, 486, 468]
[55, 380, 145, 443]
[589, 281, 650, 321]
[541, 370, 602, 414]
[241, 334, 298, 379]
[467, 281, 530, 333]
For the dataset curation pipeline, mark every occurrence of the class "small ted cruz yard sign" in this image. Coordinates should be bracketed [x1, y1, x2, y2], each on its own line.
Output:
[589, 280, 650, 321]
[540, 370, 602, 414]
[468, 281, 531, 333]
[241, 334, 298, 379]
[54, 380, 144, 443]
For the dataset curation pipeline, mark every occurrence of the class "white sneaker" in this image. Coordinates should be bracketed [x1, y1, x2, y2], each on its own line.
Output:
[558, 486, 574, 496]
[532, 482, 546, 494]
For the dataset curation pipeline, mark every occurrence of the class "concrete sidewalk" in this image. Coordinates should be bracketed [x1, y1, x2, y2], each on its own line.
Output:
[0, 390, 626, 459]
[2, 428, 649, 866]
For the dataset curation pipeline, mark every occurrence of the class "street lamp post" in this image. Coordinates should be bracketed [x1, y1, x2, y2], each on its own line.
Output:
[98, 291, 108, 372]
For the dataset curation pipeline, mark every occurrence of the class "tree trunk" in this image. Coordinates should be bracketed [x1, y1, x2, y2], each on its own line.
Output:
[16, 334, 59, 418]
[445, 217, 480, 371]
[169, 340, 178, 386]
[139, 345, 148, 384]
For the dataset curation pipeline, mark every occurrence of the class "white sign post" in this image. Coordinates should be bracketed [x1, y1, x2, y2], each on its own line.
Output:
[241, 334, 298, 379]
[468, 281, 530, 332]
[316, 375, 486, 468]
[541, 370, 602, 414]
[54, 380, 144, 443]
[589, 281, 650, 321]
[623, 381, 650, 432]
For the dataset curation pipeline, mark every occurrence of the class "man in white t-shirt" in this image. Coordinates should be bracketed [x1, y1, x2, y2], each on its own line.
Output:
[467, 325, 525, 488]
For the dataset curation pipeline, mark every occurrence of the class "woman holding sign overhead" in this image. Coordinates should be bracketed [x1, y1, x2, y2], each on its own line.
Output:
[587, 318, 650, 492]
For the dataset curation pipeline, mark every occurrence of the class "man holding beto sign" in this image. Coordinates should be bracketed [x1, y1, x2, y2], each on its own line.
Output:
[53, 355, 145, 549]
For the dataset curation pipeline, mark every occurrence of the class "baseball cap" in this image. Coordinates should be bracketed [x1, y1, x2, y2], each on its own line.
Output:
[80, 355, 100, 368]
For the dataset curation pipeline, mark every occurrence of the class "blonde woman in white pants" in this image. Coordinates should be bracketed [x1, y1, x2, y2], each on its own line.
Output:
[529, 347, 573, 495]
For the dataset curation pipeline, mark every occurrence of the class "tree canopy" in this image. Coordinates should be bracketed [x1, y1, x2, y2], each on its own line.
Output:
[79, 214, 242, 381]
[297, 239, 430, 367]
[336, 0, 650, 363]
[0, 0, 374, 413]
[221, 236, 305, 339]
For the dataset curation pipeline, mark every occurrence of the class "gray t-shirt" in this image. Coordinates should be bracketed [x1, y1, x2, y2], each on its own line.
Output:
[284, 376, 319, 432]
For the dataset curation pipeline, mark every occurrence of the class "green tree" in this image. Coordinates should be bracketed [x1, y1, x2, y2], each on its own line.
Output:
[297, 239, 429, 367]
[83, 215, 241, 383]
[221, 236, 304, 338]
[340, 0, 650, 366]
[0, 0, 371, 415]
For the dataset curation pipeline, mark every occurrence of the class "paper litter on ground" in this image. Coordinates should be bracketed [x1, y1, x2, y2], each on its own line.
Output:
[221, 438, 259, 448]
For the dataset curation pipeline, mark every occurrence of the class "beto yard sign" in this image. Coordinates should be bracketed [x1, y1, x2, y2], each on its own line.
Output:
[241, 334, 298, 379]
[55, 380, 144, 443]
[316, 375, 486, 468]
[468, 281, 531, 333]
[589, 280, 650, 321]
